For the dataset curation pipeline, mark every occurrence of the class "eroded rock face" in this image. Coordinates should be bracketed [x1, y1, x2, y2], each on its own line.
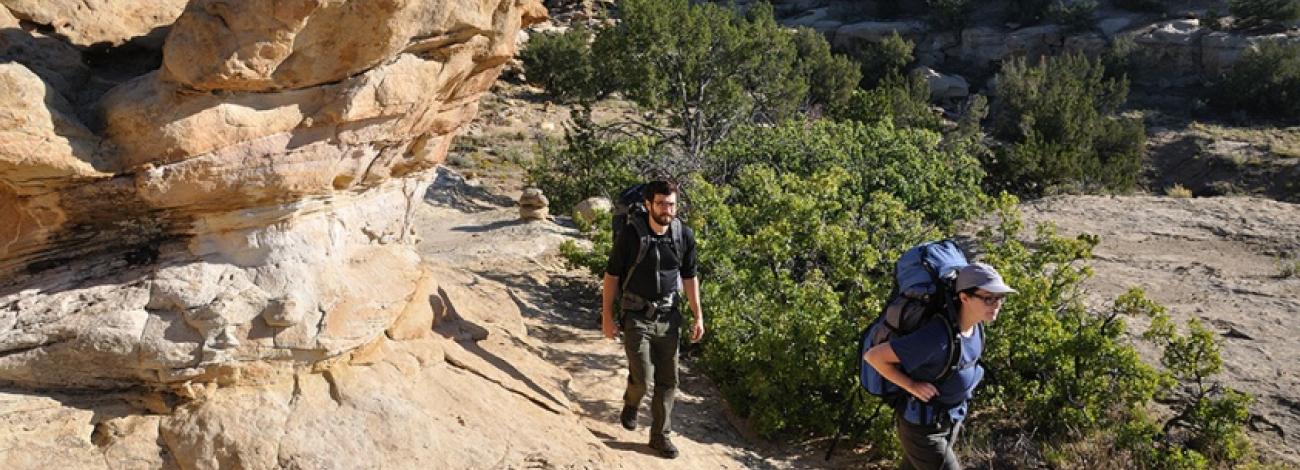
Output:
[0, 0, 565, 467]
[0, 0, 186, 48]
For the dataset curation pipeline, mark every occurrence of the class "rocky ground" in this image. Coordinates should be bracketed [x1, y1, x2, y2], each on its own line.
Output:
[414, 168, 885, 469]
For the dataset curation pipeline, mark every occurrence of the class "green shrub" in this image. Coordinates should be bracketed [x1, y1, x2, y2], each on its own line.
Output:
[854, 32, 915, 89]
[686, 122, 985, 438]
[1141, 314, 1255, 465]
[1229, 0, 1300, 29]
[1006, 0, 1053, 24]
[526, 109, 650, 213]
[793, 27, 863, 114]
[519, 26, 602, 102]
[588, 0, 856, 161]
[990, 53, 1145, 195]
[972, 198, 1253, 467]
[831, 73, 943, 132]
[703, 120, 985, 227]
[1048, 0, 1098, 31]
[560, 210, 614, 278]
[1102, 36, 1140, 81]
[972, 206, 1168, 437]
[1210, 41, 1300, 121]
[927, 0, 973, 30]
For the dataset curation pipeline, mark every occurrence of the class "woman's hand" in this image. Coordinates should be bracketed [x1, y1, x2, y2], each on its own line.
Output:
[905, 380, 938, 402]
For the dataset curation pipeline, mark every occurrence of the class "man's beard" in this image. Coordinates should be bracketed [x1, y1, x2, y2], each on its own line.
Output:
[652, 211, 673, 226]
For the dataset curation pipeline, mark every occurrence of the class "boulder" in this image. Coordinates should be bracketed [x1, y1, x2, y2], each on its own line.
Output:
[519, 187, 549, 221]
[1134, 20, 1206, 79]
[573, 196, 612, 225]
[0, 0, 186, 47]
[0, 63, 111, 196]
[960, 26, 1008, 68]
[161, 0, 548, 92]
[835, 20, 928, 49]
[915, 67, 969, 101]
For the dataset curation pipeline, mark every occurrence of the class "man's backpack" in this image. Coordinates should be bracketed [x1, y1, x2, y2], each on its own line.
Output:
[611, 184, 684, 313]
[611, 184, 648, 241]
[858, 240, 969, 405]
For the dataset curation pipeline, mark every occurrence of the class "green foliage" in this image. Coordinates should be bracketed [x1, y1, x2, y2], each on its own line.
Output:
[526, 108, 651, 213]
[1102, 36, 1140, 81]
[1229, 0, 1300, 29]
[1145, 316, 1255, 465]
[591, 0, 811, 158]
[1006, 0, 1053, 25]
[627, 119, 982, 440]
[703, 120, 984, 228]
[854, 32, 915, 89]
[973, 198, 1166, 436]
[560, 210, 614, 277]
[793, 27, 864, 114]
[832, 73, 942, 132]
[1048, 0, 1098, 31]
[691, 168, 934, 439]
[519, 26, 601, 102]
[926, 0, 972, 30]
[990, 53, 1145, 196]
[1210, 41, 1300, 121]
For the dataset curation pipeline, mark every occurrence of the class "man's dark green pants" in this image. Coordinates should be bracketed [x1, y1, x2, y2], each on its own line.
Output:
[621, 306, 681, 440]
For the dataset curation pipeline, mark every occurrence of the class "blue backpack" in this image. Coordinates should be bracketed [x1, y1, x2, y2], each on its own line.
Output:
[858, 240, 969, 404]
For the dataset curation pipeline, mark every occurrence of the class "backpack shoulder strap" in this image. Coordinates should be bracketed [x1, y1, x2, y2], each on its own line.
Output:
[932, 310, 963, 384]
[669, 219, 684, 262]
[620, 216, 653, 293]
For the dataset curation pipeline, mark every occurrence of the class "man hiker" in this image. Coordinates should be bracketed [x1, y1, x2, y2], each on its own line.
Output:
[600, 180, 705, 459]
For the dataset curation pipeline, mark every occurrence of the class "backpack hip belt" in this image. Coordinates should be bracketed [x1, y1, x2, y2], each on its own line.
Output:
[620, 291, 678, 315]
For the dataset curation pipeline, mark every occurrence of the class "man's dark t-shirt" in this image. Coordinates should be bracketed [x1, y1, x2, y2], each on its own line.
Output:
[605, 217, 697, 301]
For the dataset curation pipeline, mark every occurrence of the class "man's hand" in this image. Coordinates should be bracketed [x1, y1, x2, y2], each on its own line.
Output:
[690, 317, 705, 343]
[601, 312, 618, 340]
[905, 379, 938, 402]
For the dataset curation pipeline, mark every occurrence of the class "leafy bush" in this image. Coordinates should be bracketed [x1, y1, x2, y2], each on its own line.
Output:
[927, 0, 973, 30]
[519, 26, 601, 102]
[1229, 0, 1300, 29]
[1210, 41, 1300, 121]
[854, 32, 915, 89]
[1128, 313, 1255, 467]
[1048, 0, 1098, 31]
[831, 73, 943, 132]
[688, 120, 985, 439]
[972, 205, 1167, 437]
[1006, 0, 1054, 25]
[793, 27, 863, 115]
[526, 109, 651, 213]
[970, 198, 1253, 466]
[989, 53, 1145, 195]
[586, 0, 859, 162]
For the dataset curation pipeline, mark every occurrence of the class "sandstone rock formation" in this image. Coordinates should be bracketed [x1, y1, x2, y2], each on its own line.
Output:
[0, 1, 592, 468]
[518, 187, 548, 220]
[0, 0, 186, 48]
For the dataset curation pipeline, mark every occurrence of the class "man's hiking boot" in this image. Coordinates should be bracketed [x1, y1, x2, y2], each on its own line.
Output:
[649, 436, 679, 459]
[619, 405, 637, 431]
